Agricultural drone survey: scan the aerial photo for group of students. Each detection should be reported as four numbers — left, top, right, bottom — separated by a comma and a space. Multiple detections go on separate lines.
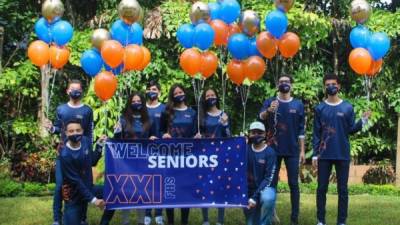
45, 73, 370, 225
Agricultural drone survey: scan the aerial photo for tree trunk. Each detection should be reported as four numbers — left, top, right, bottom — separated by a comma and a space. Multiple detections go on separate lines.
38, 66, 51, 137
0, 26, 4, 73
396, 115, 400, 187
332, 19, 339, 76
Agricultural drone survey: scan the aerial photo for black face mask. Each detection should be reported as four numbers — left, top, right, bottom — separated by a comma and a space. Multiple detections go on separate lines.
68, 134, 83, 143
146, 91, 158, 101
206, 97, 218, 108
173, 94, 186, 103
69, 90, 82, 100
131, 103, 142, 111
278, 83, 291, 93
249, 135, 265, 145
326, 85, 339, 96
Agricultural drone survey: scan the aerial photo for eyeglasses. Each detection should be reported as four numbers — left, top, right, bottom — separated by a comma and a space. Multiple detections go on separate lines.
278, 80, 291, 84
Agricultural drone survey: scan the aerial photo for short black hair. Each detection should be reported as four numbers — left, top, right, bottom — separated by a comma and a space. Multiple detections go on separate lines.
278, 74, 294, 83
146, 80, 161, 91
68, 79, 83, 89
64, 119, 83, 130
323, 73, 340, 85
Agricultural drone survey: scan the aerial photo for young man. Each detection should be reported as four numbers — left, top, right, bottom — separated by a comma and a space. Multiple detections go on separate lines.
45, 80, 93, 225
312, 74, 371, 225
145, 80, 165, 225
245, 121, 277, 225
259, 74, 305, 225
59, 119, 104, 225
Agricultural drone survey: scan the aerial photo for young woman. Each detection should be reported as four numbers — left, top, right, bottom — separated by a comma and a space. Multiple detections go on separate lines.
200, 88, 230, 225
161, 84, 200, 225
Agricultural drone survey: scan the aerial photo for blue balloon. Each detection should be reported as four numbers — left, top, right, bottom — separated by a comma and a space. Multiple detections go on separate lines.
194, 23, 215, 51
111, 20, 130, 45
220, 0, 241, 24
208, 2, 221, 20
128, 23, 143, 45
34, 17, 52, 43
367, 32, 390, 60
177, 23, 195, 48
265, 10, 288, 39
228, 33, 250, 60
350, 25, 371, 48
51, 20, 74, 46
248, 37, 262, 57
104, 63, 124, 75
80, 49, 103, 77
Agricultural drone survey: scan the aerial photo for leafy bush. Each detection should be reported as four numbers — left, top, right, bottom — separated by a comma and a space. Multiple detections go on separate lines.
362, 163, 395, 185
22, 182, 46, 196
0, 178, 23, 197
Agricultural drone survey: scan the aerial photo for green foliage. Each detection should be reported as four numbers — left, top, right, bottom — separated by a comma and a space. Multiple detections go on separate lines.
0, 178, 23, 197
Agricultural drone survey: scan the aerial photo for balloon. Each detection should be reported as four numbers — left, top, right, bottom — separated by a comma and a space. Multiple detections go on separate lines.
227, 60, 245, 85
350, 25, 370, 49
274, 0, 295, 12
278, 32, 300, 58
193, 23, 215, 51
51, 20, 73, 46
180, 48, 202, 77
219, 0, 241, 24
366, 59, 383, 77
34, 18, 52, 43
94, 71, 118, 101
208, 2, 221, 20
136, 46, 151, 71
350, 0, 371, 24
190, 2, 210, 25
80, 49, 103, 77
28, 40, 49, 67
256, 32, 278, 59
91, 29, 111, 50
105, 63, 124, 75
128, 23, 143, 45
177, 24, 195, 48
101, 40, 124, 68
367, 32, 390, 60
248, 37, 262, 57
118, 0, 142, 25
200, 51, 218, 78
244, 56, 266, 81
210, 20, 229, 46
42, 0, 64, 23
227, 23, 241, 40
239, 10, 260, 37
228, 33, 250, 60
124, 44, 144, 71
49, 45, 70, 69
348, 48, 372, 75
111, 20, 143, 46
265, 10, 288, 39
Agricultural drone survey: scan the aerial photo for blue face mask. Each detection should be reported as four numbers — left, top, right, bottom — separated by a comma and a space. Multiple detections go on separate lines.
146, 91, 158, 101
173, 94, 186, 103
249, 135, 265, 145
206, 97, 218, 107
326, 85, 339, 96
68, 134, 82, 143
278, 83, 291, 93
69, 90, 82, 100
131, 103, 142, 111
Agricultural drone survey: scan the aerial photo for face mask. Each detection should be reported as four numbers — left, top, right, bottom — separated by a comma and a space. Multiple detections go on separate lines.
278, 83, 291, 93
173, 94, 186, 103
131, 103, 142, 111
250, 135, 265, 145
146, 91, 158, 101
69, 90, 82, 100
206, 97, 217, 107
68, 134, 82, 143
326, 85, 339, 96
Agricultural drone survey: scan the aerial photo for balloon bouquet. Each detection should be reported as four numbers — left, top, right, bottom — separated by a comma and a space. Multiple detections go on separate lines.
28, 0, 74, 115
348, 0, 390, 104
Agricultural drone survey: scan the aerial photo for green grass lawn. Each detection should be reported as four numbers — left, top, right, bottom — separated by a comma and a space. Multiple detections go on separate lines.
0, 193, 399, 225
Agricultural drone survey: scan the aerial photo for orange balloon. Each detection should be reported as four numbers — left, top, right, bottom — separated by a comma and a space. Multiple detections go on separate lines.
226, 23, 241, 45
49, 45, 70, 69
101, 40, 124, 68
210, 19, 229, 46
349, 48, 372, 75
279, 32, 301, 58
256, 32, 278, 59
27, 40, 49, 67
200, 51, 218, 79
366, 59, 383, 77
124, 44, 144, 71
244, 56, 266, 81
136, 46, 151, 71
180, 48, 202, 77
94, 71, 118, 101
227, 60, 245, 85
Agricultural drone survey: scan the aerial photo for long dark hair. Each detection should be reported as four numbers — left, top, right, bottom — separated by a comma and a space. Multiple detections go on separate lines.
121, 91, 150, 138
165, 84, 187, 129
200, 88, 220, 127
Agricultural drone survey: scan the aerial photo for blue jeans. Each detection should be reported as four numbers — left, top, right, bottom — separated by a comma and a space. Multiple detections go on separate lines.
146, 208, 163, 217
272, 156, 300, 222
243, 187, 276, 225
53, 158, 63, 222
202, 208, 224, 224
317, 160, 350, 224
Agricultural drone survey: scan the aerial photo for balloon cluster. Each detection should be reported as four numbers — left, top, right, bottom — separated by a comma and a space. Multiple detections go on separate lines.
80, 0, 151, 101
28, 0, 73, 69
348, 0, 390, 77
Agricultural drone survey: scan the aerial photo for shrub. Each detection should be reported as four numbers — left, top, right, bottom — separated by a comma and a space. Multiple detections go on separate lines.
362, 161, 395, 185
0, 178, 23, 197
22, 182, 46, 196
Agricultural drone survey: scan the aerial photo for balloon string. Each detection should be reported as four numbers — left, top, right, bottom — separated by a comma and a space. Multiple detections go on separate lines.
239, 85, 251, 134
219, 46, 228, 112
192, 77, 205, 135
364, 75, 371, 107
102, 101, 108, 135
47, 69, 57, 117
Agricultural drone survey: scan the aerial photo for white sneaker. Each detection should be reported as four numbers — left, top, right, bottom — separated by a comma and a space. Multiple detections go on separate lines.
144, 216, 152, 225
155, 216, 164, 225
202, 222, 210, 225
317, 222, 326, 225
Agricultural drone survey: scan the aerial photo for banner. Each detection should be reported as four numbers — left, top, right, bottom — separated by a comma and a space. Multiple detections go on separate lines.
104, 137, 248, 210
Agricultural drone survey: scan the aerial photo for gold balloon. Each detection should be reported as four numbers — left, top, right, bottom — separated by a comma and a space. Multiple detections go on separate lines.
350, 0, 372, 24
274, 0, 295, 12
91, 29, 111, 50
118, 0, 142, 25
42, 0, 65, 23
190, 2, 210, 25
239, 10, 260, 37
